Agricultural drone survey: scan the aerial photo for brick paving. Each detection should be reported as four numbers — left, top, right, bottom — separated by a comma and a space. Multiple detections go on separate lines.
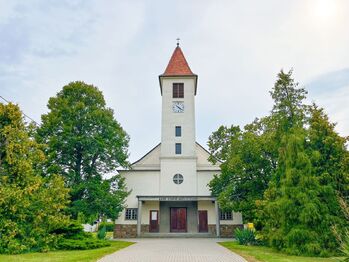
98, 238, 246, 262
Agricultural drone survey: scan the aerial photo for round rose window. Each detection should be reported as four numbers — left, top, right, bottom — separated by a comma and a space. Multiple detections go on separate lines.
173, 174, 184, 184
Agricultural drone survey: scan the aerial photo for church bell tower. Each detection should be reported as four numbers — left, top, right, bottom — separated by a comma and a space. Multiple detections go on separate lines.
158, 43, 198, 195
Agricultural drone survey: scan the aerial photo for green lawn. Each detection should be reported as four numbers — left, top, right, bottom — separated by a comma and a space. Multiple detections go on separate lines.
0, 241, 133, 262
220, 241, 343, 262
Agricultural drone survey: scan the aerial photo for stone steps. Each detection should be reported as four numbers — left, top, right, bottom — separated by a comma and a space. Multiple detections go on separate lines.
141, 232, 215, 238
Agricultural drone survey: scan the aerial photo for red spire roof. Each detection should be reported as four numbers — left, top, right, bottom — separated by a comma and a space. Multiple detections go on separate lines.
162, 46, 196, 76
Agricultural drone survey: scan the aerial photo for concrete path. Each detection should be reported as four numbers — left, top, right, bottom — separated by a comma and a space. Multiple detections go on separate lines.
98, 238, 246, 262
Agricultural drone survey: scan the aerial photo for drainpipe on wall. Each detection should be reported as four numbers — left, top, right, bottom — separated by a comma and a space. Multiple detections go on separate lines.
215, 200, 220, 237
137, 199, 142, 237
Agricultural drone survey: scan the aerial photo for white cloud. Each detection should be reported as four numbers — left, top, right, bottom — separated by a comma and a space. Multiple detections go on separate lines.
0, 0, 17, 24
311, 86, 349, 136
1, 0, 349, 161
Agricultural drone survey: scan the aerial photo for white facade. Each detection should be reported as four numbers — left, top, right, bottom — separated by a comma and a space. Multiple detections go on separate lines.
160, 77, 196, 157
115, 46, 243, 237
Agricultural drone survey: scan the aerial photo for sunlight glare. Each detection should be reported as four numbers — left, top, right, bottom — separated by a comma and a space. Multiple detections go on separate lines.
310, 0, 338, 21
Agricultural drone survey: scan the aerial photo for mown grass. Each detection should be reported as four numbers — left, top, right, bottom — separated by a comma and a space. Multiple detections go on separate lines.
0, 241, 134, 262
220, 241, 343, 262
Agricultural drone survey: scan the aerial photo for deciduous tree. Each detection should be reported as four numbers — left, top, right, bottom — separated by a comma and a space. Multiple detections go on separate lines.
0, 103, 69, 254
208, 118, 277, 222
37, 81, 130, 220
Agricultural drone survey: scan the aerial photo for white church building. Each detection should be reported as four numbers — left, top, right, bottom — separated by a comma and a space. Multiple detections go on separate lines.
114, 44, 243, 238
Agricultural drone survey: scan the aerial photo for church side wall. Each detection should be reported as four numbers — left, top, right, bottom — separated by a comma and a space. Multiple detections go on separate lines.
197, 170, 218, 195
141, 201, 159, 224
115, 171, 160, 225
221, 212, 243, 225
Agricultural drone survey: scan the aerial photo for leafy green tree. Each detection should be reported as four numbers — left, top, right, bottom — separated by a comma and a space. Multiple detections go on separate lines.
37, 81, 130, 220
71, 176, 128, 220
207, 125, 241, 163
0, 103, 69, 254
208, 119, 276, 222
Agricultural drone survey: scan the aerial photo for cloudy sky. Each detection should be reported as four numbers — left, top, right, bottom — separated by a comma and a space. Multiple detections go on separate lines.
1, 0, 349, 162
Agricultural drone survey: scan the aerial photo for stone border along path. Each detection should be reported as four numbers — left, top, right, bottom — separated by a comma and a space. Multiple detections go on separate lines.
98, 238, 246, 262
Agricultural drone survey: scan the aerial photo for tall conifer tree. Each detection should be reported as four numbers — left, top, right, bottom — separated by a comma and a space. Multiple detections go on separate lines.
261, 70, 339, 256
308, 104, 349, 197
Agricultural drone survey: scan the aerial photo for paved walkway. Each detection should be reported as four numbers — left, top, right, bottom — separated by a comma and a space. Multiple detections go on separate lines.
98, 238, 246, 262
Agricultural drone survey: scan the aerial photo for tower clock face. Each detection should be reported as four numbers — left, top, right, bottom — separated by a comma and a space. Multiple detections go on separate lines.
172, 102, 184, 113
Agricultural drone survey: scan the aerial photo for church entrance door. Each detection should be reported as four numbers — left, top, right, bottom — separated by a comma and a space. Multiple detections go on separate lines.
198, 210, 208, 232
170, 207, 187, 232
149, 210, 159, 232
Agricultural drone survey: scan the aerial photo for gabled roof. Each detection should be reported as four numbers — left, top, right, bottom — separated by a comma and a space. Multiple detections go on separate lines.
159, 45, 198, 95
118, 142, 220, 173
131, 143, 161, 167
161, 46, 196, 76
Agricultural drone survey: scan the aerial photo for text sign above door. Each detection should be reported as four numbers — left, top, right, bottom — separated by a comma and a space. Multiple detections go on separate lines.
159, 196, 198, 201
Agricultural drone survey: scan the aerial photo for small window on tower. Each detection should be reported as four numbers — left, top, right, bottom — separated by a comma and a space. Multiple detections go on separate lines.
175, 126, 182, 137
175, 143, 182, 154
173, 83, 184, 98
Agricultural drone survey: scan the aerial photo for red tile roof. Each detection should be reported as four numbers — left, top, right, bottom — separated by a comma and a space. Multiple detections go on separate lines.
162, 46, 196, 76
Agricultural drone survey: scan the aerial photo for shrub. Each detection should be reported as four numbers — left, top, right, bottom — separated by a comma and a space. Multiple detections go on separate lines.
57, 239, 110, 250
340, 232, 349, 262
97, 226, 107, 240
99, 222, 115, 232
51, 221, 92, 240
53, 221, 111, 250
234, 228, 256, 245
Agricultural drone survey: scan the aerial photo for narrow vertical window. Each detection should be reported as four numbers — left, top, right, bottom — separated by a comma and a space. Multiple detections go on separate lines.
175, 126, 182, 137
175, 143, 182, 154
173, 83, 184, 98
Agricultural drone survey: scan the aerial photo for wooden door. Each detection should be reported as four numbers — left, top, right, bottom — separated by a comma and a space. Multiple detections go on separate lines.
198, 210, 208, 232
170, 208, 187, 232
149, 210, 159, 232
